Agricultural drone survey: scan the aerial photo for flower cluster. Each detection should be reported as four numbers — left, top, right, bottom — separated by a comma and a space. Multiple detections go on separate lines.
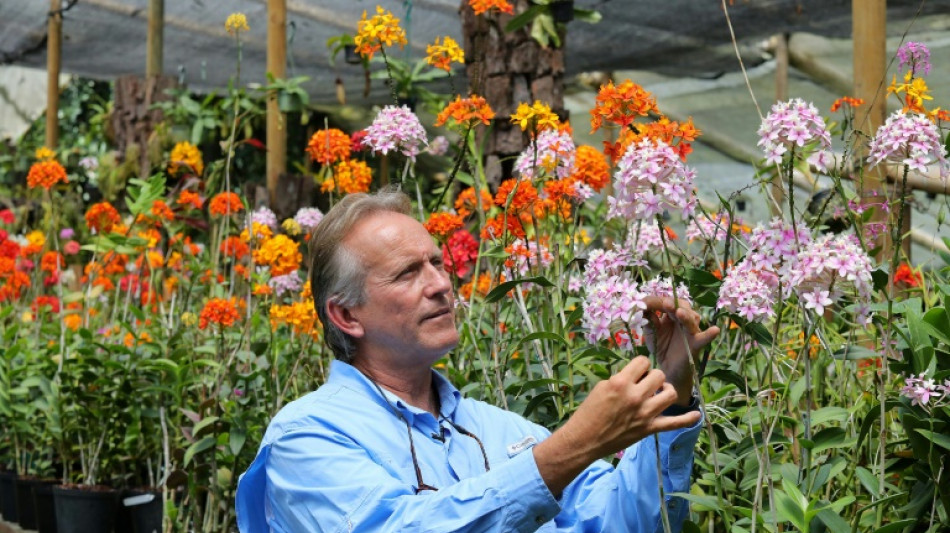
293, 207, 324, 232
435, 95, 495, 129
198, 298, 241, 330
894, 263, 922, 287
225, 13, 250, 35
757, 98, 833, 171
168, 141, 204, 176
583, 248, 631, 287
468, 0, 514, 16
607, 138, 697, 221
270, 299, 321, 339
455, 187, 493, 218
510, 101, 560, 133
866, 110, 949, 176
717, 261, 781, 321
209, 192, 244, 217
504, 239, 553, 278
888, 71, 933, 115
26, 160, 68, 190
443, 229, 479, 277
354, 6, 407, 60
251, 206, 278, 229
830, 96, 864, 113
85, 202, 121, 233
583, 275, 648, 348
787, 233, 874, 322
363, 105, 428, 161
425, 36, 464, 72
901, 374, 950, 408
570, 145, 610, 192
306, 128, 351, 166
897, 41, 931, 76
325, 159, 373, 195
686, 212, 748, 243
268, 272, 304, 297
640, 276, 692, 305
428, 136, 449, 156
515, 128, 576, 181
590, 80, 657, 133
424, 212, 464, 238
253, 234, 301, 276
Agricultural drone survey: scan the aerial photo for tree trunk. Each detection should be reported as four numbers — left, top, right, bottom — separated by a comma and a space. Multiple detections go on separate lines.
111, 75, 177, 178
460, 0, 567, 186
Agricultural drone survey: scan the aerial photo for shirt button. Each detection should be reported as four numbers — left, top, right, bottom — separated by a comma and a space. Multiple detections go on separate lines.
535, 516, 545, 524
671, 444, 680, 452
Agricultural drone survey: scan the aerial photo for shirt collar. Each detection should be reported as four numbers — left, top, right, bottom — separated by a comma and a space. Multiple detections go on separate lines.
328, 359, 462, 420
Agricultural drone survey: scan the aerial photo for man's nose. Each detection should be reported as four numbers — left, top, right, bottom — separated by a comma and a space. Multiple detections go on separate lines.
424, 262, 452, 296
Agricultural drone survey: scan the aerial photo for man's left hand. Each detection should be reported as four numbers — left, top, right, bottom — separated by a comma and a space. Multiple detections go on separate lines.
644, 296, 720, 406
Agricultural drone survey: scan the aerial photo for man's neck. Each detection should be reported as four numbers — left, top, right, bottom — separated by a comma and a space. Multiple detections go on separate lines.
352, 358, 439, 417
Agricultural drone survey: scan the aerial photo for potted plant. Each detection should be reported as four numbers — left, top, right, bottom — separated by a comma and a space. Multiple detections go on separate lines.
262, 74, 312, 114
505, 0, 601, 48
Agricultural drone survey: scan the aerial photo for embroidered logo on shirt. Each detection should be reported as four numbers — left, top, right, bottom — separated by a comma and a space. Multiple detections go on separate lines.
506, 435, 537, 457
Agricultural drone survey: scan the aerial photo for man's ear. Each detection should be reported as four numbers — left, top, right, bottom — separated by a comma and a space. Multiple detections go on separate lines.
326, 298, 365, 339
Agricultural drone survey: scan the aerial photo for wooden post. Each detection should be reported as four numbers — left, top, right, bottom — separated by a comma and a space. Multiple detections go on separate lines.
46, 0, 62, 149
146, 0, 164, 77
852, 0, 891, 257
266, 0, 288, 205
772, 33, 789, 216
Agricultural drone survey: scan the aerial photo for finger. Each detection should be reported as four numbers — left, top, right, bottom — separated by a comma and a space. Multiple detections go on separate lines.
675, 307, 702, 334
636, 368, 667, 397
651, 410, 702, 433
690, 325, 721, 351
618, 355, 651, 383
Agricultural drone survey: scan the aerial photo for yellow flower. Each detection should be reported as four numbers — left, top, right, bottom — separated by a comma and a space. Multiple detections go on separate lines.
510, 101, 560, 132
21, 311, 34, 323
425, 36, 464, 72
26, 230, 46, 248
354, 6, 407, 60
35, 147, 56, 161
181, 311, 198, 327
282, 218, 302, 236
168, 141, 204, 177
888, 71, 933, 114
225, 13, 250, 35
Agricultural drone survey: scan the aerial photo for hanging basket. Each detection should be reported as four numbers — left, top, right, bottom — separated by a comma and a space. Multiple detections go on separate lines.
550, 0, 574, 23
344, 44, 362, 65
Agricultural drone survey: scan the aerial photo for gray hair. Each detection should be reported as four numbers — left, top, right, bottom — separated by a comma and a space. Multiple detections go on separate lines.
308, 187, 413, 363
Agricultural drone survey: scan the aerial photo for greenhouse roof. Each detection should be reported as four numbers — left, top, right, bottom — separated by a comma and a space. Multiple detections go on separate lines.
2, 0, 948, 101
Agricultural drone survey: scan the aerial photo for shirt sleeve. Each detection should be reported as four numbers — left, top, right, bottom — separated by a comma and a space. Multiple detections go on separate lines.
552, 410, 703, 532
248, 426, 561, 533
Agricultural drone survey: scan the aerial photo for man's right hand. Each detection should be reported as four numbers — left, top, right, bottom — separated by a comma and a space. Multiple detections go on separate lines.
532, 356, 701, 496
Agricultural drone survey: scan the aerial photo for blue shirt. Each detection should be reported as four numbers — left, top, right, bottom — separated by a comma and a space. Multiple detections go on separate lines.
236, 360, 702, 532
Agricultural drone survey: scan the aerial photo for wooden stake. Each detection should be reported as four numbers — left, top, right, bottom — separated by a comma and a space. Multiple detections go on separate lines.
146, 0, 164, 77
267, 0, 288, 205
46, 0, 62, 149
852, 0, 891, 257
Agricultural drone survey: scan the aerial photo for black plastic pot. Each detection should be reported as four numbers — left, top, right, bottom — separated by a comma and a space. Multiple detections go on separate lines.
15, 477, 56, 530
550, 0, 574, 22
0, 471, 17, 523
53, 485, 119, 533
33, 483, 58, 533
344, 44, 361, 65
123, 490, 163, 533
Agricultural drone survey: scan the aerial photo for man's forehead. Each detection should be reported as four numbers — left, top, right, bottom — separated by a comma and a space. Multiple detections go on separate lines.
344, 211, 438, 259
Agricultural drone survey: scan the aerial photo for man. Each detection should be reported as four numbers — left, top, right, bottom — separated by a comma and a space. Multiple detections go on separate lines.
236, 189, 720, 532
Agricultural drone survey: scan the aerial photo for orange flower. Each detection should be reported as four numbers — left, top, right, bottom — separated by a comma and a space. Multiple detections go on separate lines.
606, 116, 699, 163
459, 272, 505, 300
323, 159, 373, 195
40, 251, 64, 273
26, 160, 68, 190
269, 300, 322, 339
830, 96, 865, 113
253, 283, 273, 296
253, 234, 302, 276
425, 36, 464, 72
150, 200, 175, 222
177, 190, 203, 210
480, 213, 526, 240
306, 128, 351, 166
63, 313, 82, 331
198, 297, 241, 330
455, 187, 493, 218
590, 79, 657, 133
423, 212, 464, 238
494, 179, 538, 213
220, 236, 250, 260
933, 109, 950, 122
85, 202, 121, 233
538, 179, 577, 219
354, 6, 408, 60
468, 0, 514, 16
570, 145, 610, 191
168, 141, 204, 177
435, 95, 495, 128
894, 262, 922, 287
208, 192, 244, 217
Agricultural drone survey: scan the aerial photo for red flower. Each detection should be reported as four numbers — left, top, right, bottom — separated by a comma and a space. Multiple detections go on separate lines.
442, 229, 479, 277
0, 209, 14, 225
32, 295, 60, 314
894, 262, 922, 287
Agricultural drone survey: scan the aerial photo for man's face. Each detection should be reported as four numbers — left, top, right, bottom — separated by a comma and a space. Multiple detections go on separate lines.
344, 211, 459, 367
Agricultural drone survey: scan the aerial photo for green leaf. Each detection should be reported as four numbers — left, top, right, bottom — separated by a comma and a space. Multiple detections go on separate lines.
573, 8, 602, 23
774, 487, 808, 532
485, 276, 555, 303
914, 428, 950, 452
809, 427, 855, 452
814, 507, 850, 533
668, 492, 723, 512
808, 407, 849, 426
505, 5, 545, 32
831, 345, 881, 360
683, 268, 722, 287
193, 416, 220, 438
229, 426, 247, 457
522, 390, 559, 418
855, 466, 879, 498
183, 435, 216, 466
871, 519, 917, 533
922, 307, 950, 345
